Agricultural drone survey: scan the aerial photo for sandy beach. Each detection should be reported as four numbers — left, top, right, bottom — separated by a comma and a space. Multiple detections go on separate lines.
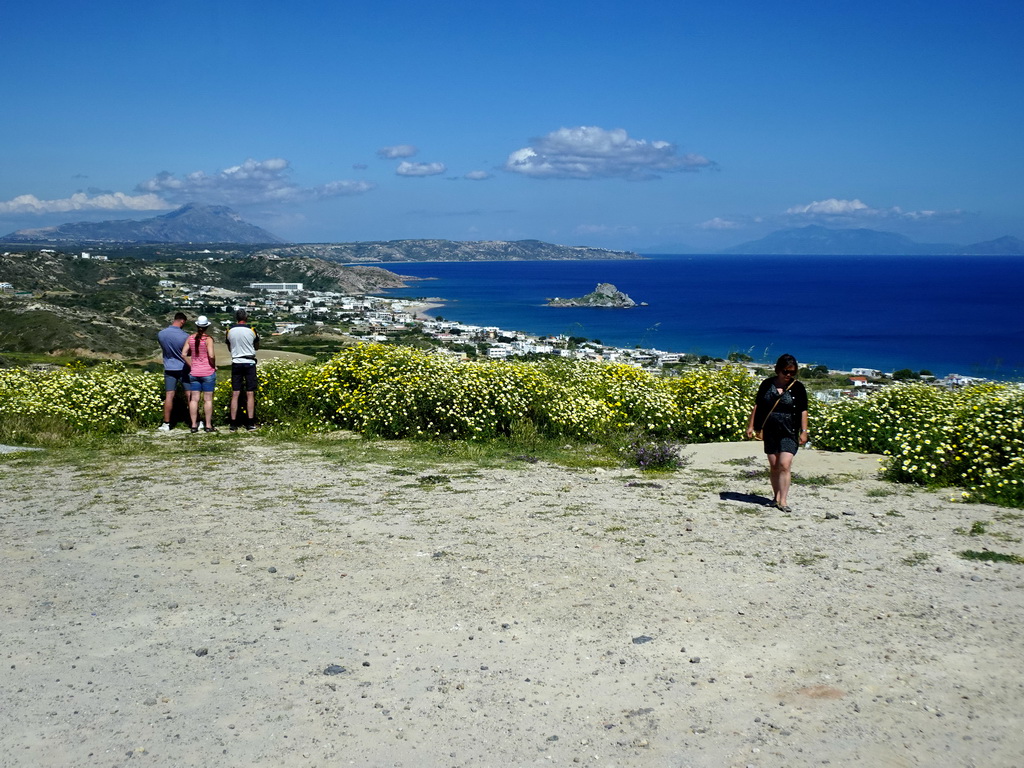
1, 436, 1021, 767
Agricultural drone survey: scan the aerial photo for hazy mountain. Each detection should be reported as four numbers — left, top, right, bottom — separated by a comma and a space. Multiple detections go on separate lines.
720, 225, 958, 255
3, 203, 286, 245
954, 236, 1024, 255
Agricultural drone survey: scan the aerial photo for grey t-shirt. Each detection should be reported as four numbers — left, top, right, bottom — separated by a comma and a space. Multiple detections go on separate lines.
158, 325, 190, 371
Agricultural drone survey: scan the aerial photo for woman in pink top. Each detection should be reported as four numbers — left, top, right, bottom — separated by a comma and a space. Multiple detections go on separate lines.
181, 316, 218, 433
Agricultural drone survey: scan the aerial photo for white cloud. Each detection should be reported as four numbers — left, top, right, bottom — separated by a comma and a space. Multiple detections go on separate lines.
464, 170, 492, 181
377, 144, 418, 159
396, 161, 447, 177
786, 198, 871, 215
0, 191, 171, 215
504, 126, 715, 180
698, 216, 744, 230
136, 158, 375, 205
785, 197, 960, 221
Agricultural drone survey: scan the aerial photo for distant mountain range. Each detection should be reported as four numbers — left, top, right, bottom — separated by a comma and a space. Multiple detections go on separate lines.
720, 225, 1024, 256
2, 203, 286, 245
4, 205, 1021, 257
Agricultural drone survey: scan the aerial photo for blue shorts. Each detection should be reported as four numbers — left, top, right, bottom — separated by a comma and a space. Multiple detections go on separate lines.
164, 369, 191, 391
188, 373, 216, 393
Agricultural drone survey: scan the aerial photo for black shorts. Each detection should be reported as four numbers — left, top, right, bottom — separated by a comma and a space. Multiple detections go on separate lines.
231, 363, 258, 392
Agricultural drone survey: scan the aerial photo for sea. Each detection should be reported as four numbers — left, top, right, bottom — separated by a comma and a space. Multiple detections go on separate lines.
375, 254, 1024, 380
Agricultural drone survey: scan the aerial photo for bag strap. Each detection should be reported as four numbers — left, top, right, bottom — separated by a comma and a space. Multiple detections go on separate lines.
761, 379, 795, 423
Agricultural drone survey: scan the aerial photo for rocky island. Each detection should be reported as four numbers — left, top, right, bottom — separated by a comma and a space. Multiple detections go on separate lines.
546, 282, 643, 308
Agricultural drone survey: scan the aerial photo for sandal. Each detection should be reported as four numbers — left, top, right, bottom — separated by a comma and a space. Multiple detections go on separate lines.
779, 505, 792, 513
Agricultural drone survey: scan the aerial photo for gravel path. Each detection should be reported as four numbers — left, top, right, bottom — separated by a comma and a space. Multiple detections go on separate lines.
1, 438, 1021, 767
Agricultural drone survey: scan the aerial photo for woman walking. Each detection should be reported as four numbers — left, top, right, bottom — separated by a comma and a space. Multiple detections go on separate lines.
181, 315, 218, 433
746, 354, 809, 512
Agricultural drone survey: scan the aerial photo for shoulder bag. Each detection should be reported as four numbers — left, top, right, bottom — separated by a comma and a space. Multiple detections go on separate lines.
753, 380, 794, 440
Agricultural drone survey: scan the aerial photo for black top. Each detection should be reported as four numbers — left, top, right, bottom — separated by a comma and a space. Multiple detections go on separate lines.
753, 378, 808, 434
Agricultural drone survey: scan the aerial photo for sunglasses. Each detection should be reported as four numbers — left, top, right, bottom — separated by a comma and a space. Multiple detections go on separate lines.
781, 369, 797, 376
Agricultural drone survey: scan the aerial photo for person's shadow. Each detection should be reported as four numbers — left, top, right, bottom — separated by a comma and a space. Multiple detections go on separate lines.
719, 491, 775, 507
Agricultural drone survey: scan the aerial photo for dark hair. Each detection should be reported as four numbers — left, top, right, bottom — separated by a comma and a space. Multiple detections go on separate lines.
235, 308, 248, 322
193, 326, 208, 357
173, 312, 187, 322
775, 353, 798, 373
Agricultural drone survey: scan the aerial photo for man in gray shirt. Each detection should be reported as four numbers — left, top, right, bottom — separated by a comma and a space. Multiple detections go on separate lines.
225, 308, 260, 431
157, 312, 190, 430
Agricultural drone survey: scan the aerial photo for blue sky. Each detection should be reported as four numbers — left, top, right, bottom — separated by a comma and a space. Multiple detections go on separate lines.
2, 0, 1021, 251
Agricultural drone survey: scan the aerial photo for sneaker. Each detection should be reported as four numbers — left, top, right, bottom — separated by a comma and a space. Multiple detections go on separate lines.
204, 426, 219, 433
229, 424, 239, 433
157, 423, 171, 432
245, 424, 257, 431
190, 425, 199, 433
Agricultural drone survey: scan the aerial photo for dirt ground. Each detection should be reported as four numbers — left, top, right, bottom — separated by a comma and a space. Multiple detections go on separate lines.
1, 437, 1021, 767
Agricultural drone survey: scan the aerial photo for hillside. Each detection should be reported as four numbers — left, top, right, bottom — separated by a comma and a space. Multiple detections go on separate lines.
255, 239, 640, 263
0, 250, 408, 358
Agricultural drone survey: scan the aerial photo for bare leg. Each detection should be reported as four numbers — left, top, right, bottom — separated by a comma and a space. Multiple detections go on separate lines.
230, 391, 241, 425
245, 391, 256, 426
768, 451, 795, 508
163, 390, 175, 423
188, 391, 199, 428
203, 391, 214, 428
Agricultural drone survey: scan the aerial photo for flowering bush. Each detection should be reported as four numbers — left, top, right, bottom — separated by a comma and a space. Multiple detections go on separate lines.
664, 365, 757, 442
814, 382, 1024, 507
1, 347, 1019, 508
624, 434, 688, 470
0, 362, 162, 438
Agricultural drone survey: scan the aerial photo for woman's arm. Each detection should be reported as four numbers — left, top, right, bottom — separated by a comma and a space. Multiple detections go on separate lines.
205, 335, 216, 367
181, 337, 191, 359
746, 405, 757, 438
797, 382, 809, 444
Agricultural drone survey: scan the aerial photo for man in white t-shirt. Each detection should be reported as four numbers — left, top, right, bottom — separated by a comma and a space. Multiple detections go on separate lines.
225, 308, 260, 431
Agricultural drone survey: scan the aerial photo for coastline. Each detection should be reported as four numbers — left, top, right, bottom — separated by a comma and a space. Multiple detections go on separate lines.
373, 256, 1024, 380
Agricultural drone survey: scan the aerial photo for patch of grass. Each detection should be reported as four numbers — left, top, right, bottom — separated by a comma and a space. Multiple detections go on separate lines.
954, 520, 989, 536
866, 487, 896, 498
792, 473, 845, 486
901, 552, 931, 566
959, 550, 1024, 565
723, 456, 758, 467
733, 507, 765, 517
990, 531, 1021, 543
792, 552, 827, 566
416, 474, 450, 487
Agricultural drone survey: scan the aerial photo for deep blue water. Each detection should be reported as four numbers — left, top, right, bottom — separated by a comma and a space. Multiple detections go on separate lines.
376, 254, 1024, 379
